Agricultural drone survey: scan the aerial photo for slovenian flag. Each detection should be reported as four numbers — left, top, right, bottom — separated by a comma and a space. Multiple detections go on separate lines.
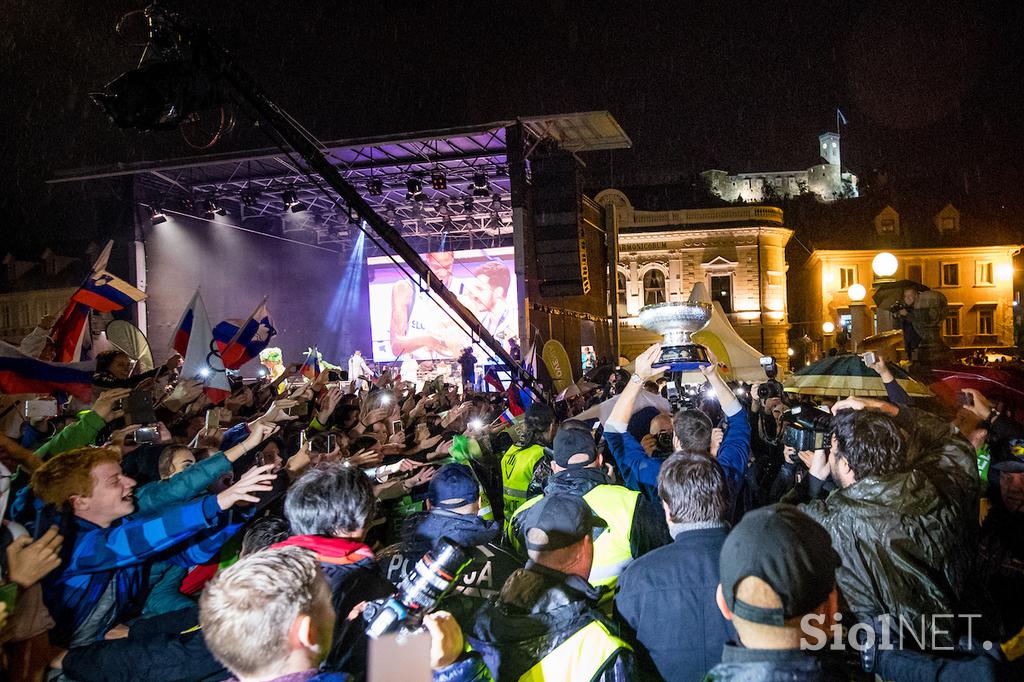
179, 292, 231, 404
837, 108, 848, 126
300, 347, 321, 381
507, 384, 526, 417
172, 292, 198, 357
483, 367, 504, 393
71, 270, 146, 313
50, 302, 92, 363
0, 341, 94, 401
214, 299, 276, 370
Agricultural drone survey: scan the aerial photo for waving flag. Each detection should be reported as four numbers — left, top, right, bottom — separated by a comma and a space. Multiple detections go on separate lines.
300, 347, 321, 381
836, 107, 848, 126
50, 302, 92, 363
506, 384, 525, 417
214, 298, 276, 370
0, 341, 94, 401
483, 366, 504, 393
172, 291, 200, 357
72, 270, 146, 313
180, 292, 231, 404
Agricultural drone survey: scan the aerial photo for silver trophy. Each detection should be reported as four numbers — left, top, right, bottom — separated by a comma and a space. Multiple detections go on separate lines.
638, 301, 713, 367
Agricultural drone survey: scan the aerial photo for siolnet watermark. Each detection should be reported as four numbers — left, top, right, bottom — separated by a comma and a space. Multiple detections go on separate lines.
800, 613, 993, 652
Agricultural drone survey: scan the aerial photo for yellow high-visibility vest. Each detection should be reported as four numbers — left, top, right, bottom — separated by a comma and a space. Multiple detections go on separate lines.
511, 483, 639, 591
517, 620, 631, 682
501, 444, 545, 524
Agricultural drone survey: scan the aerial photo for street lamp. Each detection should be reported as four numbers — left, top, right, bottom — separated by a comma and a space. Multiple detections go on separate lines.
872, 252, 898, 278
822, 321, 836, 334
848, 284, 868, 351
997, 263, 1014, 282
847, 283, 867, 302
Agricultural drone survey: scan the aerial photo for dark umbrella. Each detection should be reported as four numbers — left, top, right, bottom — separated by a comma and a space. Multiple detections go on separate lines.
871, 279, 930, 305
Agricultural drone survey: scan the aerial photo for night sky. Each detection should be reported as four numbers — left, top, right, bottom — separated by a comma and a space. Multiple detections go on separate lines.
3, 1, 1023, 252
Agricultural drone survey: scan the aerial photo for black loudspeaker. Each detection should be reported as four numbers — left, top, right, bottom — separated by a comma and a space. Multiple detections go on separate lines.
532, 147, 589, 298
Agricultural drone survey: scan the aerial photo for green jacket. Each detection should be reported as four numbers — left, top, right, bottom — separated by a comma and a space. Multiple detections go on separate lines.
135, 453, 232, 514
801, 406, 980, 648
35, 410, 107, 461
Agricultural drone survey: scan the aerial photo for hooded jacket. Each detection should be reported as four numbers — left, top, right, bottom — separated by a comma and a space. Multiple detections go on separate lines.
272, 535, 395, 676
800, 406, 980, 649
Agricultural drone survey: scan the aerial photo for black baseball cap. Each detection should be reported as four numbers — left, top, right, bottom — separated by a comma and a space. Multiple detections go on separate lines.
719, 504, 839, 626
520, 494, 607, 551
427, 464, 480, 509
552, 428, 598, 469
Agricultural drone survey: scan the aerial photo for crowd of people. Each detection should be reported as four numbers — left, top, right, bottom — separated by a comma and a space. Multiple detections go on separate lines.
0, 334, 1022, 681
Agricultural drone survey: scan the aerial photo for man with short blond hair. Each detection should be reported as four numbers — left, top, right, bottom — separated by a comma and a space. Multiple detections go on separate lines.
200, 547, 338, 681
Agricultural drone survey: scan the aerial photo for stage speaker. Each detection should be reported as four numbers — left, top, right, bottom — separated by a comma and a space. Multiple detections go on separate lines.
532, 148, 589, 298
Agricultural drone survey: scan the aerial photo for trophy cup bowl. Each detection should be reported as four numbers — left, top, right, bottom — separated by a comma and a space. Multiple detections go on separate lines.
638, 301, 713, 368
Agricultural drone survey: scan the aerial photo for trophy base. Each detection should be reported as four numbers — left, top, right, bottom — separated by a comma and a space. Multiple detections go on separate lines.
653, 344, 710, 371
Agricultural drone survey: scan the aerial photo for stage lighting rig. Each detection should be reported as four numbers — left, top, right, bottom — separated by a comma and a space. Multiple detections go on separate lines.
200, 198, 225, 218
282, 188, 306, 212
406, 177, 427, 202
241, 189, 260, 207
366, 178, 384, 196
462, 196, 474, 212
472, 173, 490, 197
431, 172, 447, 191
149, 206, 167, 224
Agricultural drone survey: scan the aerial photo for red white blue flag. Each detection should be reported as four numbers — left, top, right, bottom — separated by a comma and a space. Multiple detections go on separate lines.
179, 292, 231, 404
214, 299, 276, 370
0, 341, 94, 401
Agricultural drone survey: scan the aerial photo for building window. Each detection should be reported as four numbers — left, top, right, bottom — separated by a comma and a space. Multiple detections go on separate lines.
906, 264, 923, 283
978, 308, 995, 336
941, 263, 959, 287
710, 274, 733, 314
839, 267, 856, 290
643, 269, 666, 306
616, 272, 627, 308
976, 261, 994, 286
944, 310, 961, 337
879, 219, 897, 233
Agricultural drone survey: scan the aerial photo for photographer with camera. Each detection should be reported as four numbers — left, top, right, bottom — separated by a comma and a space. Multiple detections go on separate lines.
892, 287, 923, 361
786, 396, 981, 650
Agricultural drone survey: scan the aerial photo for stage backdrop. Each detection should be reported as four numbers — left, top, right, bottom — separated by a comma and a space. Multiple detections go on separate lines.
367, 246, 518, 363
142, 213, 371, 372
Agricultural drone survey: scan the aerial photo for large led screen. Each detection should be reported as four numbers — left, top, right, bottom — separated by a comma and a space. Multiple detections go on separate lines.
367, 247, 518, 362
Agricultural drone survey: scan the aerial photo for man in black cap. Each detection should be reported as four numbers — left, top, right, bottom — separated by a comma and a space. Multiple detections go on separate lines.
376, 463, 522, 625
706, 503, 848, 680
469, 494, 637, 682
506, 422, 668, 595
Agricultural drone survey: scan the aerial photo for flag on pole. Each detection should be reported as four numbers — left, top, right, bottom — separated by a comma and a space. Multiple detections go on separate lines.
0, 341, 94, 401
50, 303, 92, 363
506, 385, 526, 417
836, 108, 848, 126
71, 270, 146, 313
214, 298, 276, 370
300, 347, 322, 381
172, 291, 200, 357
483, 367, 504, 393
180, 292, 231, 404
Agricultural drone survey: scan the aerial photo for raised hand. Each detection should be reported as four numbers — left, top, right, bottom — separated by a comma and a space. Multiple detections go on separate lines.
7, 526, 63, 588
633, 343, 667, 381
92, 388, 132, 422
215, 464, 277, 510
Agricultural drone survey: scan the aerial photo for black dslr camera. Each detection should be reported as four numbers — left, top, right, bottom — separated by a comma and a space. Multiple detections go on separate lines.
756, 356, 785, 401
781, 405, 833, 453
364, 538, 470, 639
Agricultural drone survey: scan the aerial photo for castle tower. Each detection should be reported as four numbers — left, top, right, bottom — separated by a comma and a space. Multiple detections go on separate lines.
818, 132, 840, 166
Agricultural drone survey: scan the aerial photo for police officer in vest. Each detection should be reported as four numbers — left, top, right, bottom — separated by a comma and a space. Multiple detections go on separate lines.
500, 404, 556, 528
507, 423, 669, 594
469, 494, 637, 681
376, 463, 522, 625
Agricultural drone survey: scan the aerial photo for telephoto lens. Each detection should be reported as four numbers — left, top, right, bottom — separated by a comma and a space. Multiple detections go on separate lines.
364, 538, 471, 639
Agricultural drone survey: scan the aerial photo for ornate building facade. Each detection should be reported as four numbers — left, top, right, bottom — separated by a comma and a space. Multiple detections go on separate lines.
595, 190, 793, 361
701, 132, 858, 203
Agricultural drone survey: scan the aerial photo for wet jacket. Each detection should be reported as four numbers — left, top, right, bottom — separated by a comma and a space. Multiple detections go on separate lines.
800, 406, 980, 649
377, 509, 522, 625
704, 644, 859, 681
469, 562, 636, 682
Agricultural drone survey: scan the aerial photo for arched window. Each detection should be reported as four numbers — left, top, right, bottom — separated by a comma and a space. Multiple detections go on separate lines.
643, 269, 666, 306
616, 272, 628, 308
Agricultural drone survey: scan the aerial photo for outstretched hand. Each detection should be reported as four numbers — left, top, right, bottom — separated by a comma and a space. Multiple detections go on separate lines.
633, 343, 666, 382
216, 464, 277, 510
